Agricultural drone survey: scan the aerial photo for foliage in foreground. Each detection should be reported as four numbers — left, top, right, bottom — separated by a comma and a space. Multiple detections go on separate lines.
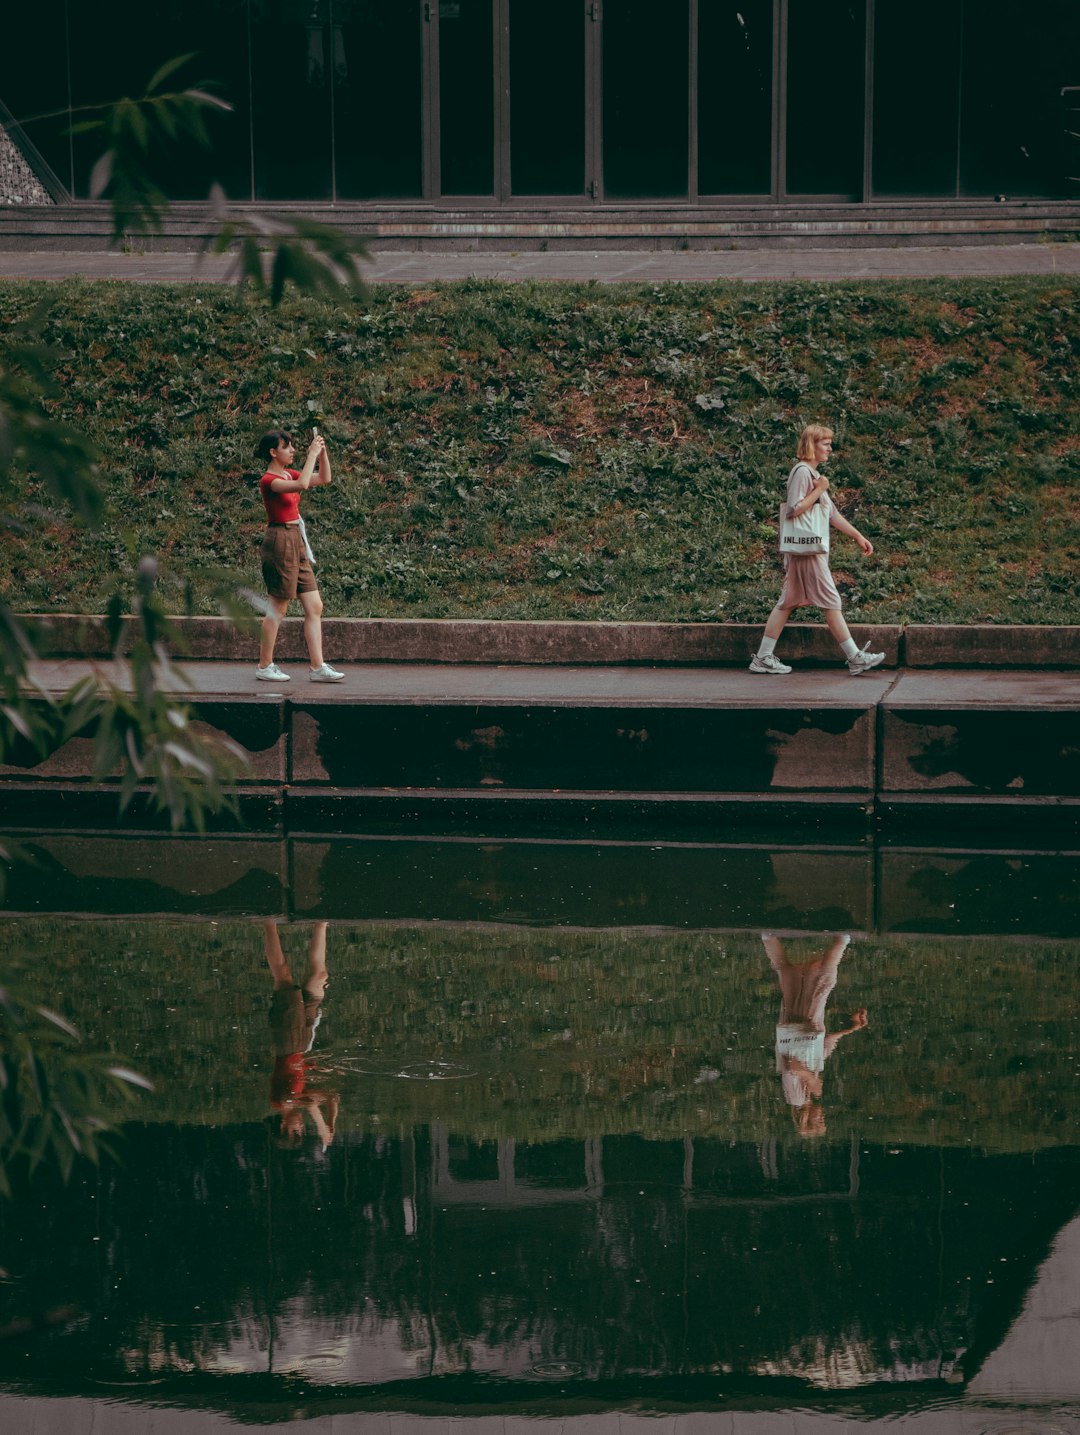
0, 982, 149, 1197
1, 275, 1076, 626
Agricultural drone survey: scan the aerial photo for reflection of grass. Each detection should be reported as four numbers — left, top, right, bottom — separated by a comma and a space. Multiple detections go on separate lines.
0, 919, 1077, 1152
2, 276, 1077, 623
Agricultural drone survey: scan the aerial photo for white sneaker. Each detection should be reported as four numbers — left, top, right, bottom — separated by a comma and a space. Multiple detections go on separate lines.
749, 652, 792, 675
309, 662, 345, 682
847, 643, 886, 675
255, 663, 290, 682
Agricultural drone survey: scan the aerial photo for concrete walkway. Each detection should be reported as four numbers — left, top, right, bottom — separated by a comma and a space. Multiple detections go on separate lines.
22, 657, 1080, 709
1, 243, 1079, 284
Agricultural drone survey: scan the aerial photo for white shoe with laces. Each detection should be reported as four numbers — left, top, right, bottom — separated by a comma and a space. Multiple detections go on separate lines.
309, 662, 345, 682
847, 643, 886, 675
255, 663, 291, 682
749, 652, 792, 675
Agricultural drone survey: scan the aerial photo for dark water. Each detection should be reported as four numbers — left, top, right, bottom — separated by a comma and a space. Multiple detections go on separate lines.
1, 835, 1079, 1431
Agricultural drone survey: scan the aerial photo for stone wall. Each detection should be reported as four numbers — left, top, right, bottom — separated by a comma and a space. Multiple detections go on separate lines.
0, 122, 54, 205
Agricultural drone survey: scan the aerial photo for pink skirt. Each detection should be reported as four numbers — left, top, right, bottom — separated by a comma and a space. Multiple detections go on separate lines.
779, 553, 842, 611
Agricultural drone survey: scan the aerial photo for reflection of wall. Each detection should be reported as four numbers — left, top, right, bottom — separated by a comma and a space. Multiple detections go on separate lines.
2, 1126, 1076, 1398
970, 1212, 1080, 1400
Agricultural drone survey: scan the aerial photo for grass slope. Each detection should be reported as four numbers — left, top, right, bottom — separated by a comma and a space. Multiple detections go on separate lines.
2, 275, 1078, 623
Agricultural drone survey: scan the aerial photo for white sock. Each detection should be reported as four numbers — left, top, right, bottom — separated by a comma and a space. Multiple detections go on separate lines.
840, 638, 859, 660
757, 636, 778, 658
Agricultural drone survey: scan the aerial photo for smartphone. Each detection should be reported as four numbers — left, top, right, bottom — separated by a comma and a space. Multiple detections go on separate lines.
312, 425, 319, 438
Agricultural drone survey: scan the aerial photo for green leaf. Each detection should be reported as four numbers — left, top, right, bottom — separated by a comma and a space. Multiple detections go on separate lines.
145, 53, 198, 95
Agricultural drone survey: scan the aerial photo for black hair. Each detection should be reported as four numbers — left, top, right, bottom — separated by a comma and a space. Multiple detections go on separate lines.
257, 430, 291, 464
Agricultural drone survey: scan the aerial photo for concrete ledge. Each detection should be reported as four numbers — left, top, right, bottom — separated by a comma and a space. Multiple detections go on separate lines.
905, 624, 1080, 668
28, 613, 1080, 668
23, 613, 904, 666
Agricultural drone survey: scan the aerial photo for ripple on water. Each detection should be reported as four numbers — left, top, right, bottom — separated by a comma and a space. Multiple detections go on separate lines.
394, 1060, 477, 1081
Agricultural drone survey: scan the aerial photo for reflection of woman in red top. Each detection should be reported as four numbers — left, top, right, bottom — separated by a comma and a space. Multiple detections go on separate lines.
255, 429, 344, 683
265, 918, 340, 1151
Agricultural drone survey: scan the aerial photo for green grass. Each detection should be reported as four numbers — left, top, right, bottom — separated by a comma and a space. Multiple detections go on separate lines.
2, 275, 1078, 623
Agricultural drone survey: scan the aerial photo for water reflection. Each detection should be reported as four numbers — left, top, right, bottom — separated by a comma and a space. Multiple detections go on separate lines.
0, 909, 1077, 1422
265, 919, 339, 1151
764, 932, 867, 1138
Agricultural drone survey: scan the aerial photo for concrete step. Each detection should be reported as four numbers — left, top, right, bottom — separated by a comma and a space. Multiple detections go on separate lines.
1, 200, 1079, 251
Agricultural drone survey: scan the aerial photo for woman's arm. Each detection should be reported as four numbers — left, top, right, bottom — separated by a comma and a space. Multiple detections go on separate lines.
824, 1008, 868, 1057
828, 508, 874, 555
789, 466, 831, 519
313, 443, 332, 487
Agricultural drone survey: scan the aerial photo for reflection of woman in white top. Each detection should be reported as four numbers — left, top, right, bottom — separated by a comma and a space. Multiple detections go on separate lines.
763, 933, 867, 1138
750, 423, 885, 676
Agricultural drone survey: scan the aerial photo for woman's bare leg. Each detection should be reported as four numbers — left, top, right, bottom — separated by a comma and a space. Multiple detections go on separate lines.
824, 609, 854, 649
303, 920, 329, 1002
761, 934, 787, 969
259, 598, 290, 668
763, 604, 794, 642
299, 589, 325, 670
264, 919, 293, 988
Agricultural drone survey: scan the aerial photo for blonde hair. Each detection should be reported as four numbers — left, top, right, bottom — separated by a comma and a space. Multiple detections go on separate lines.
796, 424, 833, 463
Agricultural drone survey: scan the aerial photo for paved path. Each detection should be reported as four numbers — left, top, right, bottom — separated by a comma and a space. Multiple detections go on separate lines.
1, 244, 1078, 284
25, 659, 1080, 710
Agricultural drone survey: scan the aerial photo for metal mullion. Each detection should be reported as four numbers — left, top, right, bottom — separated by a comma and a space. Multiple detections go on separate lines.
688, 0, 699, 203
329, 0, 338, 203
773, 0, 785, 201
423, 0, 439, 200
862, 0, 874, 202
496, 0, 510, 201
245, 0, 255, 200
954, 0, 965, 199
586, 0, 602, 201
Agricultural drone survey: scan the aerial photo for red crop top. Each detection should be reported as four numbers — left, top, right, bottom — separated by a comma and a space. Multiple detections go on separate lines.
260, 469, 302, 524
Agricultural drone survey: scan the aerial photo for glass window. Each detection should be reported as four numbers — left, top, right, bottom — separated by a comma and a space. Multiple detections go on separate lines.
785, 0, 865, 197
698, 0, 774, 195
509, 0, 585, 196
872, 0, 961, 198
2, 0, 72, 195
334, 0, 424, 199
251, 0, 333, 202
959, 0, 1080, 198
68, 0, 251, 201
603, 0, 689, 199
439, 0, 495, 196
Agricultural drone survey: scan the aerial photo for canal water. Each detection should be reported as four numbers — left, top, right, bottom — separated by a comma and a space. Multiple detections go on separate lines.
0, 834, 1078, 1433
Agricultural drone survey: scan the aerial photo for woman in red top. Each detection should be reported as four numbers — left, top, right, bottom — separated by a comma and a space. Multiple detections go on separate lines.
255, 429, 344, 682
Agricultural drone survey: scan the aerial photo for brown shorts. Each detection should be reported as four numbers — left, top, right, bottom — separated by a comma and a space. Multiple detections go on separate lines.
261, 524, 318, 602
269, 985, 323, 1055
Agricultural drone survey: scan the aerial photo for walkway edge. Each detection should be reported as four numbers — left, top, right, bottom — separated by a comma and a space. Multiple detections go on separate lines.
22, 615, 1080, 668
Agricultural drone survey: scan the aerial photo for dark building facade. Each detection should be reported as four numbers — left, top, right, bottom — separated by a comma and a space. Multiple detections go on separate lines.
7, 0, 1079, 208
